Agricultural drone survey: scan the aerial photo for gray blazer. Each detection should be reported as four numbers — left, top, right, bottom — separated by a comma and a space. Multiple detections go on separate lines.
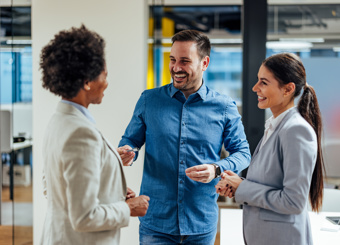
40, 102, 130, 245
235, 108, 317, 245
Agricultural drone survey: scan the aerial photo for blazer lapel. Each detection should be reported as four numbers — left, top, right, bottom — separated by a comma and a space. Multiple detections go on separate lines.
57, 102, 127, 193
274, 107, 297, 133
98, 132, 127, 192
249, 108, 298, 163
100, 133, 123, 166
246, 136, 264, 168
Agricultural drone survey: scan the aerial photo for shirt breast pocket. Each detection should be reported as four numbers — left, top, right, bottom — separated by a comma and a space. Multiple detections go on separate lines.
259, 208, 295, 224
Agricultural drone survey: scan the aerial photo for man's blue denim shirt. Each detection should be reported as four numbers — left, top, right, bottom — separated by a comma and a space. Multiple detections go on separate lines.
119, 82, 251, 235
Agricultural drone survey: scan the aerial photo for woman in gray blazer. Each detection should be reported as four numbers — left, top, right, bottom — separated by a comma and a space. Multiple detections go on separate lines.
216, 53, 324, 245
39, 25, 149, 245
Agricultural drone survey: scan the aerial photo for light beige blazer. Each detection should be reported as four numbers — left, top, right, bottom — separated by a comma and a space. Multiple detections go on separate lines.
40, 102, 130, 245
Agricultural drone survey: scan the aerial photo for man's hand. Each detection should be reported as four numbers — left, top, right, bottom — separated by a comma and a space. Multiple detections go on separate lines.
117, 145, 135, 166
185, 164, 215, 183
126, 195, 150, 217
126, 187, 136, 200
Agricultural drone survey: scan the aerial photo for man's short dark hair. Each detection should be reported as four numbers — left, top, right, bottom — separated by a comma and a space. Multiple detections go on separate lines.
171, 30, 211, 59
40, 24, 105, 99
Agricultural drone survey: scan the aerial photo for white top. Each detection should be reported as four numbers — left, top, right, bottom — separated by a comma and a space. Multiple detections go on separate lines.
259, 106, 296, 150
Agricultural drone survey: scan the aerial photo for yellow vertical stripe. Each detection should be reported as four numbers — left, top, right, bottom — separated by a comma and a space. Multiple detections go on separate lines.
161, 17, 174, 86
149, 17, 154, 37
147, 17, 154, 89
147, 44, 154, 89
162, 50, 171, 86
162, 17, 174, 38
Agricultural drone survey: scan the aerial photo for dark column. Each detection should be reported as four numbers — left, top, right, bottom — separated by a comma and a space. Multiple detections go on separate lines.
242, 0, 267, 157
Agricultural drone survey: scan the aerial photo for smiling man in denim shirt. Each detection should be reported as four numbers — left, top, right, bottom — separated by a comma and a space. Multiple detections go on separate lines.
118, 30, 250, 245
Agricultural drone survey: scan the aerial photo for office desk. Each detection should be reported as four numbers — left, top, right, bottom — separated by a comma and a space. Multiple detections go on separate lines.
12, 140, 32, 151
220, 209, 340, 245
2, 140, 33, 187
2, 140, 33, 166
309, 211, 340, 244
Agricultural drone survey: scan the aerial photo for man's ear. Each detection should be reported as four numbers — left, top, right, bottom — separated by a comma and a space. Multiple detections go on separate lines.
202, 56, 210, 71
284, 82, 295, 97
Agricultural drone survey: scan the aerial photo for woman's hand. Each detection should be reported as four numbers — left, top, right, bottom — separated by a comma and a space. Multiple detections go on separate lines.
215, 170, 243, 198
215, 176, 234, 198
126, 195, 150, 217
126, 187, 136, 200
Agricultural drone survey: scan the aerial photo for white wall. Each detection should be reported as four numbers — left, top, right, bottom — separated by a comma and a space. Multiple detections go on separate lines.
32, 1, 148, 244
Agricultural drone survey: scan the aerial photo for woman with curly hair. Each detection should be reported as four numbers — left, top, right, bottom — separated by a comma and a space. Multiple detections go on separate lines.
39, 25, 149, 245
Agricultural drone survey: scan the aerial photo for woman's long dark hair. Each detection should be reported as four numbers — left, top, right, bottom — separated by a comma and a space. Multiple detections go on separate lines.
263, 53, 325, 212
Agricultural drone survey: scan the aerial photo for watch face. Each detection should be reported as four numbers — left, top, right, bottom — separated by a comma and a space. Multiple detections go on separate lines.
216, 166, 221, 176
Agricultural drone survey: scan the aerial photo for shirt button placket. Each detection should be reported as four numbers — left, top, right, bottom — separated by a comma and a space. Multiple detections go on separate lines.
178, 103, 188, 233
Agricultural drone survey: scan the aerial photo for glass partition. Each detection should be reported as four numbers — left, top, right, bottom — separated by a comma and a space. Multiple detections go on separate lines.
265, 4, 340, 184
0, 3, 32, 245
148, 5, 243, 104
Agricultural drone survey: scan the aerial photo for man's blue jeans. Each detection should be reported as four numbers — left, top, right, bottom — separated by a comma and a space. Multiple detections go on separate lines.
139, 224, 217, 245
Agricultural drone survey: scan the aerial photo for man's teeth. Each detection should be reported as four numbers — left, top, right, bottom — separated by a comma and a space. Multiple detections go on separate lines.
258, 96, 265, 99
175, 74, 186, 78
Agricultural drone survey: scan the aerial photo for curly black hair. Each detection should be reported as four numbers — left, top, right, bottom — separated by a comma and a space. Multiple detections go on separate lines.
40, 25, 105, 99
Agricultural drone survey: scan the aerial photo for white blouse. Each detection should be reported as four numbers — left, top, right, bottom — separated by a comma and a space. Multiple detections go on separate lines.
259, 106, 296, 150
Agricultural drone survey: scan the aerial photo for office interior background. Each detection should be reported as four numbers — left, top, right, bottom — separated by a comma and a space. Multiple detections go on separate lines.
0, 0, 339, 244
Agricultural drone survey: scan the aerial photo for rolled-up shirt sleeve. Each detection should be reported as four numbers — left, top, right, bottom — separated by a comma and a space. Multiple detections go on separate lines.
215, 100, 251, 174
119, 92, 146, 160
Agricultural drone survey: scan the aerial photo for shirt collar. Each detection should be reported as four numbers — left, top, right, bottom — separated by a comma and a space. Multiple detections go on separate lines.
264, 116, 274, 131
265, 106, 296, 131
61, 100, 96, 124
169, 83, 180, 98
169, 80, 207, 101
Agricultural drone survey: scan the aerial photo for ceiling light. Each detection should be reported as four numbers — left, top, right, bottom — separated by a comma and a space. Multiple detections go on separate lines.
147, 38, 172, 44
6, 39, 32, 45
266, 41, 312, 50
279, 38, 324, 43
213, 47, 242, 52
210, 38, 243, 44
147, 38, 243, 45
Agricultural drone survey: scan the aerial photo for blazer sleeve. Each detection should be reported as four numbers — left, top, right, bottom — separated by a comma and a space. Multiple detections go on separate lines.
61, 127, 130, 232
235, 123, 317, 215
